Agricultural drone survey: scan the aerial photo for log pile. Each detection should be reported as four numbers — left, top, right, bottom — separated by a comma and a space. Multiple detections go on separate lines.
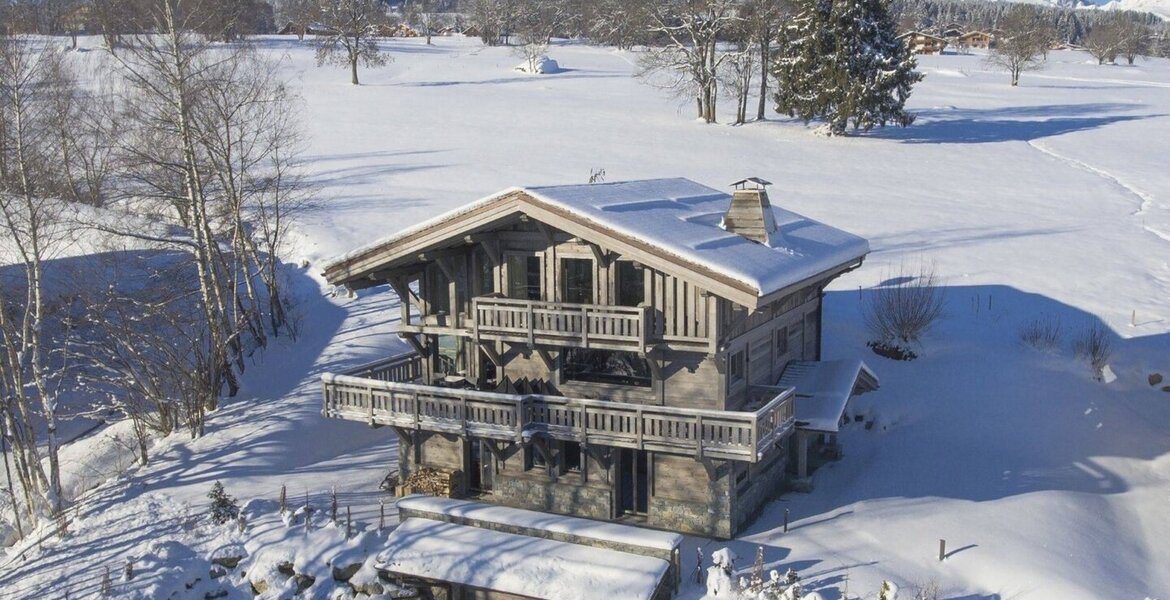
399, 467, 457, 497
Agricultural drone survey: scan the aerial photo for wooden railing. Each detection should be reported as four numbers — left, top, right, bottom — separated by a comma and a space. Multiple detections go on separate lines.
472, 297, 651, 354
344, 352, 424, 383
322, 372, 796, 463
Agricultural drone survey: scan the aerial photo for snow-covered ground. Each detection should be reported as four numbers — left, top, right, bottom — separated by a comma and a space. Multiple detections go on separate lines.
2, 36, 1169, 598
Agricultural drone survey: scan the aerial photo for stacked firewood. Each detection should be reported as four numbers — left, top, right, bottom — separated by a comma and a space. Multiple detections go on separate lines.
402, 467, 456, 497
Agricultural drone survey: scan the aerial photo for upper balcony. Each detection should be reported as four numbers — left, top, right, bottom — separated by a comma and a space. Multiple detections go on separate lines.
399, 296, 712, 355
322, 352, 795, 464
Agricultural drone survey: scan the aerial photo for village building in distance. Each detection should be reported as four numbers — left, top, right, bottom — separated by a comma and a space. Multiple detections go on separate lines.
321, 177, 878, 539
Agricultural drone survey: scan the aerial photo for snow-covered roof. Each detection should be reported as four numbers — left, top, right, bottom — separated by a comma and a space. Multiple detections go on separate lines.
396, 495, 683, 552
779, 360, 880, 433
323, 178, 869, 306
380, 518, 670, 600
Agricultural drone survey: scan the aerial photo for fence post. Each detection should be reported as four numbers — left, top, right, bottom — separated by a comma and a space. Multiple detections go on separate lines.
939, 538, 946, 562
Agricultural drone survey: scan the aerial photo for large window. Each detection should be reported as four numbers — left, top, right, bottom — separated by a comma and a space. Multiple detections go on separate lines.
507, 254, 542, 301
474, 247, 494, 296
563, 348, 651, 387
616, 261, 645, 307
728, 350, 745, 385
561, 258, 593, 304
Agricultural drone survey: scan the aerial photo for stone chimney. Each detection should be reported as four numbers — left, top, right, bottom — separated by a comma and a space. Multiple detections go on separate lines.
723, 177, 777, 244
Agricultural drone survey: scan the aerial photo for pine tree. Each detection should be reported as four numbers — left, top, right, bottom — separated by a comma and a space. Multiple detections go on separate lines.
207, 481, 240, 525
773, 0, 922, 135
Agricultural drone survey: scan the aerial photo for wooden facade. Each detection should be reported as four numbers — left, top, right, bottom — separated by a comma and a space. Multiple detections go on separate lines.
321, 180, 868, 538
899, 31, 949, 55
957, 31, 995, 50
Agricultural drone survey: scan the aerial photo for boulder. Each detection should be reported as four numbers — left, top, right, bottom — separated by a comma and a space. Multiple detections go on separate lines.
333, 562, 363, 582
1149, 373, 1163, 386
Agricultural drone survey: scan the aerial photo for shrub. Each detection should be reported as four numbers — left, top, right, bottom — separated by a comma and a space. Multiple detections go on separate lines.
863, 262, 945, 348
1020, 314, 1062, 351
1072, 324, 1113, 381
208, 481, 240, 525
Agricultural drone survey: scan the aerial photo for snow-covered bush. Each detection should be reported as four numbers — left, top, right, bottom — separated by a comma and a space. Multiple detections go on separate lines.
863, 262, 945, 355
1020, 315, 1062, 351
1073, 324, 1113, 381
207, 481, 240, 525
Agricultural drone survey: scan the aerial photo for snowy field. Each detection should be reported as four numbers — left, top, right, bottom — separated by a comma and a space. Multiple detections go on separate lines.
2, 34, 1170, 598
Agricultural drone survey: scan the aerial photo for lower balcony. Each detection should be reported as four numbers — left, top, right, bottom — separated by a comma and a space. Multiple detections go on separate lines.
322, 353, 795, 464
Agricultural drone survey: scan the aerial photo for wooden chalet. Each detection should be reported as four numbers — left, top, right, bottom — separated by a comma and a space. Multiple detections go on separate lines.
957, 30, 995, 50
898, 31, 949, 55
321, 177, 878, 538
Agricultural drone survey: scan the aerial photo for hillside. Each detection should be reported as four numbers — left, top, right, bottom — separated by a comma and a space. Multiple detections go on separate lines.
1, 37, 1169, 599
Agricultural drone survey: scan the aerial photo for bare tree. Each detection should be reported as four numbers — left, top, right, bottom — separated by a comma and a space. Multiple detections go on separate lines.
315, 0, 390, 85
986, 5, 1054, 86
720, 30, 756, 125
589, 0, 651, 50
640, 0, 740, 124
405, 0, 448, 45
739, 0, 790, 121
1085, 16, 1122, 65
276, 0, 318, 40
0, 34, 78, 522
1116, 15, 1151, 65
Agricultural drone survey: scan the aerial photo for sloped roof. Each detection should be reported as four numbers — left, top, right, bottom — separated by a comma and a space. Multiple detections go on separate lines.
323, 178, 869, 307
779, 359, 880, 433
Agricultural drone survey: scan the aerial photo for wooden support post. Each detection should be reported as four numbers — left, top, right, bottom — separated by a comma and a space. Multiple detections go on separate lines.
797, 430, 809, 479
784, 508, 790, 533
939, 539, 946, 562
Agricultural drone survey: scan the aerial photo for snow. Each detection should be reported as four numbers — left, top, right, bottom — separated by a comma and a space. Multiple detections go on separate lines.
396, 494, 683, 552
779, 360, 879, 433
381, 517, 670, 600
2, 34, 1170, 600
514, 56, 561, 74
1098, 0, 1170, 19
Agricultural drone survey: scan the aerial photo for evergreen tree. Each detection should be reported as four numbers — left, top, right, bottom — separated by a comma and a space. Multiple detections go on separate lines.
207, 481, 240, 525
773, 0, 922, 135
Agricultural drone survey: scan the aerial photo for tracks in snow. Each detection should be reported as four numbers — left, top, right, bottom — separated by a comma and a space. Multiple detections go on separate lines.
1027, 139, 1170, 245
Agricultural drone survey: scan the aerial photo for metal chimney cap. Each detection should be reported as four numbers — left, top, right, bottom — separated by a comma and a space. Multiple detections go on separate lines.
730, 177, 773, 190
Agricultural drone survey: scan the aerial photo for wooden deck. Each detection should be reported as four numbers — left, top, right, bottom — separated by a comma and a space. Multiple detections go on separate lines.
472, 297, 652, 353
399, 296, 713, 354
322, 354, 795, 463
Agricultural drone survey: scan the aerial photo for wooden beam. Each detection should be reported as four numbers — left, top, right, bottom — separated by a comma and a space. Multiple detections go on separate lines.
399, 332, 427, 356
534, 221, 556, 244
536, 348, 556, 371
477, 237, 501, 266
586, 241, 609, 265
433, 255, 458, 282
480, 342, 503, 367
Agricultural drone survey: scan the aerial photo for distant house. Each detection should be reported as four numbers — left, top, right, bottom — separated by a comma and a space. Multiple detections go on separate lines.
957, 30, 995, 50
941, 26, 965, 39
898, 31, 949, 55
321, 177, 878, 539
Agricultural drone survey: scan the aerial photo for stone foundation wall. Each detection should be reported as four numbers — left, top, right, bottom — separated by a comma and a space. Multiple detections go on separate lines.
490, 473, 613, 521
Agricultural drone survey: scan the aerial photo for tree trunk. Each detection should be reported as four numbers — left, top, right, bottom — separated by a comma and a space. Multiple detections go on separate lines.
757, 41, 769, 120
351, 55, 359, 85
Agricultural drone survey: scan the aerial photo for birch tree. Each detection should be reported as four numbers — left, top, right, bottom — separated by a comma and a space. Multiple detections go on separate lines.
0, 34, 76, 523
